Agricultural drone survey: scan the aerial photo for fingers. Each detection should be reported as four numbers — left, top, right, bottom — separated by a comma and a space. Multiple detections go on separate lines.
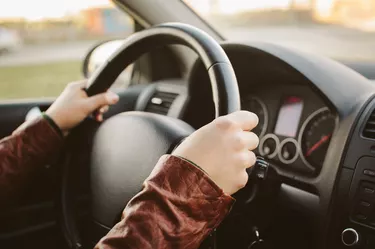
241, 131, 259, 150
96, 114, 104, 122
232, 131, 259, 151
237, 151, 256, 169
225, 111, 259, 131
99, 105, 109, 114
86, 91, 119, 113
95, 105, 110, 122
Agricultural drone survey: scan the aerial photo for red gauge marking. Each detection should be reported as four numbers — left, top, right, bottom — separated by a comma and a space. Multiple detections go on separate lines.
306, 134, 332, 157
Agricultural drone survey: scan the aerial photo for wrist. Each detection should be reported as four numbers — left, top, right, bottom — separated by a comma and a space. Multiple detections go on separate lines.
174, 156, 208, 175
42, 112, 68, 137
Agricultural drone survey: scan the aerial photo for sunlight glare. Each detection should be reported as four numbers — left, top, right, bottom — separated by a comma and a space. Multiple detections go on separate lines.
0, 0, 110, 20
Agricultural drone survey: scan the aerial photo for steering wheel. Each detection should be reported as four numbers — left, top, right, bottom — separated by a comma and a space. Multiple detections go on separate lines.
59, 23, 241, 248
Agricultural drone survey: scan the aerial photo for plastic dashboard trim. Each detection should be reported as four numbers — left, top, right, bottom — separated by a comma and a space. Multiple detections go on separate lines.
133, 41, 375, 249
185, 41, 375, 249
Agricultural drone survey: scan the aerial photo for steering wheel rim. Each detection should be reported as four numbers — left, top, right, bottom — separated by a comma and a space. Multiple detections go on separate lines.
86, 22, 240, 116
60, 22, 241, 249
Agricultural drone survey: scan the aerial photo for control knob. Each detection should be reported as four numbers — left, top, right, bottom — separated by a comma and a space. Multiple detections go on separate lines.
341, 228, 360, 247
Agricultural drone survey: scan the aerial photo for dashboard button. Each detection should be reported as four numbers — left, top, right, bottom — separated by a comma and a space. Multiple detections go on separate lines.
355, 203, 372, 217
360, 201, 371, 208
341, 228, 360, 247
365, 188, 374, 194
355, 213, 368, 221
363, 187, 375, 195
360, 183, 375, 197
364, 169, 375, 177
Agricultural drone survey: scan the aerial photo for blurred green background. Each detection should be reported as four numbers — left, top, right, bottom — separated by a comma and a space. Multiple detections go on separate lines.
0, 60, 81, 99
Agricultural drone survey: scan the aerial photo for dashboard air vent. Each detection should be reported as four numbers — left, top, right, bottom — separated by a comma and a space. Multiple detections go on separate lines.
145, 91, 178, 115
363, 110, 375, 139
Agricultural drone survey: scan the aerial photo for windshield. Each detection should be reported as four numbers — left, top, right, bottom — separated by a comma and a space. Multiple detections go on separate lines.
184, 0, 375, 61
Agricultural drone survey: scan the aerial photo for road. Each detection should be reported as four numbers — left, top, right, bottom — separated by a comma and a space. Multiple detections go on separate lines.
0, 26, 374, 67
0, 40, 99, 67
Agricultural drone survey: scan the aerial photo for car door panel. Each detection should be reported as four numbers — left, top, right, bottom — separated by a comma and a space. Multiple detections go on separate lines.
0, 100, 52, 138
0, 98, 65, 249
0, 85, 144, 249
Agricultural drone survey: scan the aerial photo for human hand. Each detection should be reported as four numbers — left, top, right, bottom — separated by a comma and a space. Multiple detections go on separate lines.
46, 80, 119, 135
172, 111, 259, 195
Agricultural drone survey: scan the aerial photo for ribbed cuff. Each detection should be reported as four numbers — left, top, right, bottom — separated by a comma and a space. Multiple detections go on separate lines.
42, 113, 64, 138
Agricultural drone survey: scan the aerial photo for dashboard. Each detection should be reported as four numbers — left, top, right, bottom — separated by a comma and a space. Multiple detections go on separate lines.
85, 39, 375, 249
242, 84, 337, 176
186, 43, 339, 178
180, 41, 375, 248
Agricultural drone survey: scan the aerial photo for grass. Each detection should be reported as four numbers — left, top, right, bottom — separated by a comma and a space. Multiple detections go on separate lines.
0, 60, 82, 100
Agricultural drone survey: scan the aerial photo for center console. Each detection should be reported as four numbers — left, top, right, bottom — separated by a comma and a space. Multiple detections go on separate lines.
329, 99, 375, 248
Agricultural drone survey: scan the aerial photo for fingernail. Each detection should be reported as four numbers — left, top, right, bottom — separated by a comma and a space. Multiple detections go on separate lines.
106, 92, 119, 104
96, 115, 103, 122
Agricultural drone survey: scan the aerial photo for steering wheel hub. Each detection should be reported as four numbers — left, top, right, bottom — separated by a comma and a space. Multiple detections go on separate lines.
90, 112, 194, 227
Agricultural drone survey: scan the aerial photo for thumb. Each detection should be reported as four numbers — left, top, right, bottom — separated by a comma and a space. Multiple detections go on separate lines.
86, 91, 119, 112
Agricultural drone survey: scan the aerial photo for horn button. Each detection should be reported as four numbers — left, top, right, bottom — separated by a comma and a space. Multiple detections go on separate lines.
90, 111, 194, 227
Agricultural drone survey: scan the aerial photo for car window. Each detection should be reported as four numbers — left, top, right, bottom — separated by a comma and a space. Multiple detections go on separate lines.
0, 0, 135, 100
184, 0, 375, 62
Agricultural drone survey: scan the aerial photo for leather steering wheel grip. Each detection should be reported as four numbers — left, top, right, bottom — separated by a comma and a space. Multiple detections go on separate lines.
85, 22, 241, 117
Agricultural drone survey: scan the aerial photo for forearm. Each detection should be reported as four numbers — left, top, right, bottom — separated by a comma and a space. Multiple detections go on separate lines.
95, 155, 234, 249
0, 116, 64, 202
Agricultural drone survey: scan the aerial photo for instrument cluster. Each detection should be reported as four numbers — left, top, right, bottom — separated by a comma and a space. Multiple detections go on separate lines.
243, 92, 337, 175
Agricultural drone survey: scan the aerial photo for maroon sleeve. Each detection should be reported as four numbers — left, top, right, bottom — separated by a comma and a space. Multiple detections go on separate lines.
95, 155, 235, 249
0, 117, 64, 203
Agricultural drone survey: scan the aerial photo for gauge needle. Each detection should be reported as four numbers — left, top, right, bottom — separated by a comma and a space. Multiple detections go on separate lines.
306, 134, 332, 157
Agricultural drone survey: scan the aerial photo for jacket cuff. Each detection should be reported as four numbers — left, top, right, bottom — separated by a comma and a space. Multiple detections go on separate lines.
12, 116, 64, 162
173, 155, 209, 175
42, 112, 64, 138
148, 155, 235, 229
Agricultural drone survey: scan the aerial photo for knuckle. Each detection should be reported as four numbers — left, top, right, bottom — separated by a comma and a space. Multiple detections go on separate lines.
234, 134, 247, 150
239, 153, 249, 166
236, 152, 251, 167
214, 116, 235, 131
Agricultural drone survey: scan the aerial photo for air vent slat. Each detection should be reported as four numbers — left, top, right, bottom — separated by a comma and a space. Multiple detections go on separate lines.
363, 109, 375, 139
145, 105, 169, 115
145, 91, 179, 115
365, 128, 375, 133
366, 120, 375, 126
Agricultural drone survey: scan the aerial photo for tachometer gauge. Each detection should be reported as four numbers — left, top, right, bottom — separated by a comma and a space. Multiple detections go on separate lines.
299, 108, 337, 170
241, 96, 268, 137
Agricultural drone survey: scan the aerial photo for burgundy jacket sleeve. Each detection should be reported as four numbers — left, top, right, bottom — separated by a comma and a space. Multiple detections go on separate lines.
0, 117, 64, 202
95, 155, 235, 249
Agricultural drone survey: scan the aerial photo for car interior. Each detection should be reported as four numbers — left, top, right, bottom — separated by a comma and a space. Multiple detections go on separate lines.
1, 0, 375, 249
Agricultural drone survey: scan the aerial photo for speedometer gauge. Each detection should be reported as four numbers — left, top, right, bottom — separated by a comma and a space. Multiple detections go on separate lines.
241, 96, 268, 137
299, 108, 337, 170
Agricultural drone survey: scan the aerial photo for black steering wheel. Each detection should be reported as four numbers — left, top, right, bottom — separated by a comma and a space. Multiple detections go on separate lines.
60, 23, 241, 249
